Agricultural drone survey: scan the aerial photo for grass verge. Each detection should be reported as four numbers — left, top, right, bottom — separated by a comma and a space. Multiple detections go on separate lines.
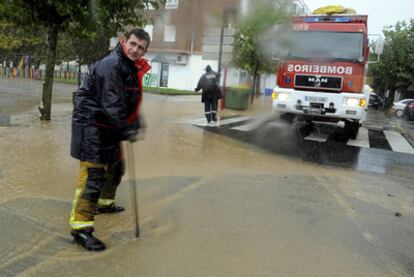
52, 79, 200, 96
143, 86, 198, 95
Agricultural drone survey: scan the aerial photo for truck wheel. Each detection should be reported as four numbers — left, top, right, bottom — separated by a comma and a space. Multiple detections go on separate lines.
345, 120, 359, 139
280, 113, 295, 124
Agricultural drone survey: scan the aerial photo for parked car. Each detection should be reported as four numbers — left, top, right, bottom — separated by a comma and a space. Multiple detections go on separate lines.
392, 99, 414, 117
403, 100, 414, 121
368, 93, 382, 109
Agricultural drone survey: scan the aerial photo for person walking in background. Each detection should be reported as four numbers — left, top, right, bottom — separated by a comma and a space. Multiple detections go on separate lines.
69, 28, 151, 251
195, 65, 221, 124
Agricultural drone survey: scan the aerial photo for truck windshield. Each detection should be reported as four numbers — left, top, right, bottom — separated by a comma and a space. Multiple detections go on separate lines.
285, 31, 364, 61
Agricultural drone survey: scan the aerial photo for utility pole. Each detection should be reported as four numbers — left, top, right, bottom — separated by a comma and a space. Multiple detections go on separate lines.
217, 11, 225, 83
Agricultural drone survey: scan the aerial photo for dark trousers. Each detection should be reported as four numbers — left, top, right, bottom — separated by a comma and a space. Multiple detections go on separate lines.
204, 99, 218, 122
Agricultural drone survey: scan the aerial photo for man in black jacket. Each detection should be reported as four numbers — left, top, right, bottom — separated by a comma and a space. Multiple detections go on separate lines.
195, 65, 221, 123
69, 28, 151, 251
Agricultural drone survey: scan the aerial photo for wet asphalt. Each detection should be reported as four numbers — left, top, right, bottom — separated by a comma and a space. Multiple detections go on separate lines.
198, 116, 414, 176
0, 79, 413, 276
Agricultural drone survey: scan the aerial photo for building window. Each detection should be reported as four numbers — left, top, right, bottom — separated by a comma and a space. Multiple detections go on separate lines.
164, 25, 176, 42
144, 24, 153, 40
146, 3, 155, 10
165, 0, 179, 9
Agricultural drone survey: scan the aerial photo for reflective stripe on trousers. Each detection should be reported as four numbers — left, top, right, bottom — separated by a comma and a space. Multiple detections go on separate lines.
204, 99, 218, 122
69, 160, 124, 230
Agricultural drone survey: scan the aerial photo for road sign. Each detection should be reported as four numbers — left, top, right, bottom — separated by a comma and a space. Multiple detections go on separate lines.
203, 36, 234, 45
201, 53, 232, 62
202, 27, 235, 63
204, 28, 235, 36
202, 45, 233, 53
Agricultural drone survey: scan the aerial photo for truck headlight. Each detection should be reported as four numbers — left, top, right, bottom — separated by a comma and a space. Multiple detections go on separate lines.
278, 92, 289, 101
345, 98, 359, 107
272, 91, 289, 101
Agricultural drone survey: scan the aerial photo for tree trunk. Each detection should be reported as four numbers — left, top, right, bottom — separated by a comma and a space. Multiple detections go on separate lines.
39, 23, 58, 121
250, 62, 260, 104
255, 74, 261, 97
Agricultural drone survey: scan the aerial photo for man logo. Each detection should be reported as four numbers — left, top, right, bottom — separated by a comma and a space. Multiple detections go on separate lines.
308, 76, 328, 87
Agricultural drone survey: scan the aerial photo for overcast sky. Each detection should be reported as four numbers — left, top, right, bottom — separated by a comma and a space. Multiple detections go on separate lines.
305, 0, 414, 35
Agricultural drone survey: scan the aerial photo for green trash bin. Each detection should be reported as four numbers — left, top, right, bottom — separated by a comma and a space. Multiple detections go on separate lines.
224, 87, 251, 110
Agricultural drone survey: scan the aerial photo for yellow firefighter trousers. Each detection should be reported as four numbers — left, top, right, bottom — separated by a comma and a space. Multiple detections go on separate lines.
69, 160, 124, 231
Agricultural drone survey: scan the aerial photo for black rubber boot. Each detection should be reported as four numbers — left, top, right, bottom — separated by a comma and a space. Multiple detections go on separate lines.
205, 113, 212, 123
71, 230, 106, 251
96, 204, 125, 214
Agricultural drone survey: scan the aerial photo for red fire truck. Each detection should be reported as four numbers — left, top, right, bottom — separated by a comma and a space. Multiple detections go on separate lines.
272, 14, 370, 138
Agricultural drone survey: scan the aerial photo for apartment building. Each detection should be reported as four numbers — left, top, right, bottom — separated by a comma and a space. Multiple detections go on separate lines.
144, 0, 310, 91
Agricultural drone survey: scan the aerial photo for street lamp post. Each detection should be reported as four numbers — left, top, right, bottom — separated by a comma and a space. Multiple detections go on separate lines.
217, 7, 237, 111
217, 7, 237, 83
217, 12, 225, 83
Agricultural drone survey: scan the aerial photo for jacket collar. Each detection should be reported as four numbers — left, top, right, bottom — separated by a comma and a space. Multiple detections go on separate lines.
113, 43, 136, 69
135, 58, 151, 75
114, 42, 151, 74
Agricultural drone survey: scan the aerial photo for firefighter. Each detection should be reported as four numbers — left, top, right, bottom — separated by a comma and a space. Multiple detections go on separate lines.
69, 28, 151, 251
195, 65, 222, 123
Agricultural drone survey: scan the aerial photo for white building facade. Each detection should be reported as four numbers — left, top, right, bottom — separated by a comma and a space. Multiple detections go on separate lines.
143, 0, 310, 92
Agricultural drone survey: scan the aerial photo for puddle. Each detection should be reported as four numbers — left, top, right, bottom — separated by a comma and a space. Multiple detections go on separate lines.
0, 115, 20, 127
0, 115, 10, 127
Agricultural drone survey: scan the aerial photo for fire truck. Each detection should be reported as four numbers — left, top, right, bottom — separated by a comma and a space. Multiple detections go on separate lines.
271, 14, 371, 138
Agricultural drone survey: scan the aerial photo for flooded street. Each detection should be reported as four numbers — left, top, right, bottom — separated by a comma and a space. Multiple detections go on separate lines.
1, 80, 413, 276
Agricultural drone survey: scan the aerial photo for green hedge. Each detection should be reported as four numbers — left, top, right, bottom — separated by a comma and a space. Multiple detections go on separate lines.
51, 80, 199, 96
143, 86, 198, 95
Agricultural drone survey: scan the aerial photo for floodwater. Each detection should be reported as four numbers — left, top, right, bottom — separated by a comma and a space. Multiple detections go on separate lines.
0, 80, 413, 276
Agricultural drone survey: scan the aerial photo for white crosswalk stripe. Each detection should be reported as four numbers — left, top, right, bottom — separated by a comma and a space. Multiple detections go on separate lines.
232, 120, 262, 131
232, 114, 282, 131
347, 127, 370, 148
304, 132, 330, 142
215, 116, 252, 126
188, 116, 252, 127
383, 130, 414, 154
188, 118, 209, 126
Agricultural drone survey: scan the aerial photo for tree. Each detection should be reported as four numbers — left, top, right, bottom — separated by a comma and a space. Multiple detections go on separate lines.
232, 0, 290, 103
57, 29, 116, 87
369, 19, 414, 102
0, 5, 45, 67
1, 0, 160, 120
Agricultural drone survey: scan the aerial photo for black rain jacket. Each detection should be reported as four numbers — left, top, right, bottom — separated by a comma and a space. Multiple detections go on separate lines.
71, 43, 145, 163
195, 69, 222, 103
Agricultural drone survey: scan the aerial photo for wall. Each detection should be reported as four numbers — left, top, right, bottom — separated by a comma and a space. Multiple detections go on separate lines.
144, 51, 279, 92
145, 52, 218, 90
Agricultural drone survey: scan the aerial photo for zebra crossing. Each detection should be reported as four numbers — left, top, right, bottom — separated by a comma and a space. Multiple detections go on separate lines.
189, 115, 414, 155
346, 127, 370, 148
383, 130, 414, 154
